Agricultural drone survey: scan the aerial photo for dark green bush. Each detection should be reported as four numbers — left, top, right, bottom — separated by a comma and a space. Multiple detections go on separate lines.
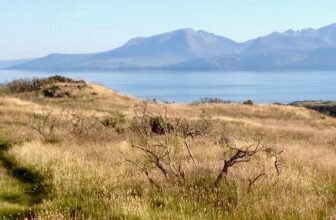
3, 75, 86, 94
149, 116, 174, 135
101, 112, 126, 134
42, 85, 70, 98
193, 97, 231, 104
243, 100, 254, 105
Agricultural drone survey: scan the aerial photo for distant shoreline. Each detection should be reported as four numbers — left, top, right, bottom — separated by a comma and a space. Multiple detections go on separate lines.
0, 70, 335, 105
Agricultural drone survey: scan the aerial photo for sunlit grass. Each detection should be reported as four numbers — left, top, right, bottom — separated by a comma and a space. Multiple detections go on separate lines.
0, 77, 335, 219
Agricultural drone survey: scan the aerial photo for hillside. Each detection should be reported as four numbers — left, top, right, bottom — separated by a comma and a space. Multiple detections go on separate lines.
8, 23, 336, 71
291, 100, 336, 117
0, 59, 33, 69
0, 76, 335, 219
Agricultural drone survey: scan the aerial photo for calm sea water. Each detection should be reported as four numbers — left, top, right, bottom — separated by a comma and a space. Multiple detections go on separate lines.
0, 70, 335, 103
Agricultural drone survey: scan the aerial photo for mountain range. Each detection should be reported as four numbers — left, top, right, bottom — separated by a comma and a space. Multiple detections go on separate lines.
5, 23, 336, 71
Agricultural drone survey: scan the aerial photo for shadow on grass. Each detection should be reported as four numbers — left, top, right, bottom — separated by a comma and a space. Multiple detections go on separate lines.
0, 140, 50, 219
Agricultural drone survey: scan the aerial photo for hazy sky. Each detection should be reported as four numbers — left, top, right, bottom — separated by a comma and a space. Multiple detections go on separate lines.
1, 0, 336, 59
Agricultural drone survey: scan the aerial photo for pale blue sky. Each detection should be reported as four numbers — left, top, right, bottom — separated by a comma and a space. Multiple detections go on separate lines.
1, 0, 336, 59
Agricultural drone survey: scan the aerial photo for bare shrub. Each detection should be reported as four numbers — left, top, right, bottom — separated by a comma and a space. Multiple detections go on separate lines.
29, 108, 105, 143
61, 109, 126, 144
214, 136, 264, 188
125, 105, 283, 191
64, 110, 100, 137
29, 109, 58, 143
126, 104, 207, 187
174, 111, 211, 139
6, 79, 37, 93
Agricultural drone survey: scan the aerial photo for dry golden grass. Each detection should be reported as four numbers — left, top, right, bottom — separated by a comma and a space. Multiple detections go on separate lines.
0, 78, 335, 219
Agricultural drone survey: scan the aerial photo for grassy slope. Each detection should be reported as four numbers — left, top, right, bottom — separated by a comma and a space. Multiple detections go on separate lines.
0, 78, 335, 219
291, 101, 336, 117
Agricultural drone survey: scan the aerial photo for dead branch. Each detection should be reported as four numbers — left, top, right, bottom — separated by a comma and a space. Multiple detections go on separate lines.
131, 142, 170, 180
248, 170, 267, 191
183, 140, 197, 165
124, 158, 160, 189
274, 150, 283, 177
214, 142, 264, 187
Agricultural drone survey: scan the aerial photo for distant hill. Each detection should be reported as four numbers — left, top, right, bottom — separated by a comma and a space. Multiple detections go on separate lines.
8, 24, 336, 71
290, 100, 336, 117
0, 59, 33, 69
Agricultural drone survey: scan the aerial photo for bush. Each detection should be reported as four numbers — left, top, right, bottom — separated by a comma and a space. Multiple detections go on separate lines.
5, 79, 37, 93
101, 112, 126, 134
65, 111, 100, 137
29, 110, 59, 143
101, 113, 125, 128
3, 75, 86, 94
43, 85, 70, 98
272, 102, 284, 106
243, 100, 254, 105
193, 97, 231, 104
149, 116, 174, 135
309, 105, 336, 117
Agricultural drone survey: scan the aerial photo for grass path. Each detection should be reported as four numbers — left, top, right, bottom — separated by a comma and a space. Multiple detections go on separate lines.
0, 165, 30, 218
0, 140, 48, 219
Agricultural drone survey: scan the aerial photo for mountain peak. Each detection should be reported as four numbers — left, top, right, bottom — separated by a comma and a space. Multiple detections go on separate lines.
124, 28, 197, 47
284, 29, 295, 34
173, 28, 196, 33
119, 28, 238, 59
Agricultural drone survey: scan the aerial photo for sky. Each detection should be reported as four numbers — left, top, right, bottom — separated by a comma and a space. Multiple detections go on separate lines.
1, 0, 336, 60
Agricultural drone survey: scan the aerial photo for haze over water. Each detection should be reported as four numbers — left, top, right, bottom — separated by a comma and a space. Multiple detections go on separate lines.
0, 70, 335, 104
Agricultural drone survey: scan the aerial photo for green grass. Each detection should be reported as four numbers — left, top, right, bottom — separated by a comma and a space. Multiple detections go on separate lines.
0, 138, 49, 218
0, 165, 30, 218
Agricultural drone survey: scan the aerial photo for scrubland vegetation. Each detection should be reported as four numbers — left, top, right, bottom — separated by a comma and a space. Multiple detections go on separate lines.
291, 101, 336, 117
0, 76, 335, 219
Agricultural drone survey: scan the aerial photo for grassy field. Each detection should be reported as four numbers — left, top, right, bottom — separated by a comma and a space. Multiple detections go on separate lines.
0, 76, 335, 219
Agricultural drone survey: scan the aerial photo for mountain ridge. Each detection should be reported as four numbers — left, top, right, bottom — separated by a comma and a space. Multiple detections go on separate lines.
8, 23, 336, 71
